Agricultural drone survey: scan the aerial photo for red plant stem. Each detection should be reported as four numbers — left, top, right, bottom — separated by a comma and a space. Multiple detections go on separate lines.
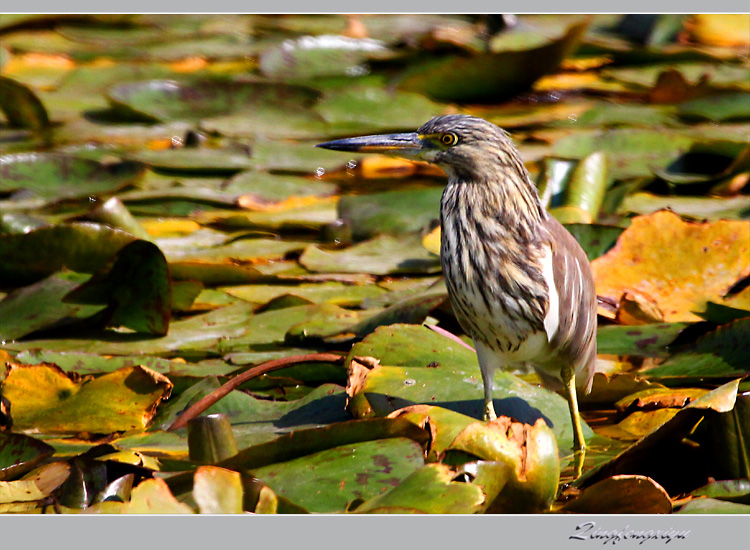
167, 352, 345, 431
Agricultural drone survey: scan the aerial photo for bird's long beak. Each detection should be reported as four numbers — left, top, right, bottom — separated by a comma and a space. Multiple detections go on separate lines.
316, 132, 423, 156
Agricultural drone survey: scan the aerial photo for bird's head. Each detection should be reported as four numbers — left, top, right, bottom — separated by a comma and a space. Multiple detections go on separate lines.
317, 114, 520, 182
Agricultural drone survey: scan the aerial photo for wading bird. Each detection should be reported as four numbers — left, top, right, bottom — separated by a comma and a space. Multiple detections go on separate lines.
317, 115, 596, 454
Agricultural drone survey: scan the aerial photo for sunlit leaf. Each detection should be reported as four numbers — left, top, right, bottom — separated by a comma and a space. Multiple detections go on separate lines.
193, 466, 243, 514
1, 362, 172, 433
591, 211, 750, 322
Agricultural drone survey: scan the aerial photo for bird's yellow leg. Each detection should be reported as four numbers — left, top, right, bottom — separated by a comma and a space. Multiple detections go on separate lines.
480, 364, 497, 421
562, 363, 586, 477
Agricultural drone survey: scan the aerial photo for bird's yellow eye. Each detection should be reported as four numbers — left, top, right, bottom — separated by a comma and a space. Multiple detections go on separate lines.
440, 132, 458, 146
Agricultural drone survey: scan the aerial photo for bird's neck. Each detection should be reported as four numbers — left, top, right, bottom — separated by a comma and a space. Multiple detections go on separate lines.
441, 170, 547, 245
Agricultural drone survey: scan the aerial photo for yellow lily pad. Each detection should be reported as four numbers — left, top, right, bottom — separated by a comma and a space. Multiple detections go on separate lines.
591, 210, 750, 322
1, 362, 172, 434
0, 461, 70, 504
126, 478, 193, 514
193, 466, 243, 514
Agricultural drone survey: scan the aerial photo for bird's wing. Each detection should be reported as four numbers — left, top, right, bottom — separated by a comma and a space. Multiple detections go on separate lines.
543, 215, 597, 393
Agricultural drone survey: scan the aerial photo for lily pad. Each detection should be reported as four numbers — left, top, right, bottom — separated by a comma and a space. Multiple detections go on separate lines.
126, 478, 193, 514
315, 86, 445, 134
0, 76, 50, 130
678, 497, 750, 514
64, 240, 172, 335
221, 281, 386, 307
338, 187, 442, 240
0, 462, 70, 505
0, 223, 136, 285
1, 362, 173, 433
346, 324, 593, 449
193, 466, 243, 514
646, 319, 750, 379
678, 93, 750, 122
596, 323, 688, 358
0, 153, 146, 201
259, 35, 393, 80
0, 432, 55, 482
107, 78, 319, 122
0, 275, 105, 341
251, 437, 424, 513
620, 193, 750, 220
300, 233, 441, 275
202, 384, 352, 447
355, 463, 485, 514
564, 223, 624, 261
196, 199, 338, 232
561, 475, 672, 513
591, 211, 750, 322
553, 128, 695, 179
399, 18, 589, 102
128, 148, 256, 176
223, 171, 337, 203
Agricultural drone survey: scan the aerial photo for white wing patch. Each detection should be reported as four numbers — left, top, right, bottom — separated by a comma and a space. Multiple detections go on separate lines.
541, 246, 559, 342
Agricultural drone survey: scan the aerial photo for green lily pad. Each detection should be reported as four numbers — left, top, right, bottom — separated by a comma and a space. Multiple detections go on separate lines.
315, 86, 445, 134
0, 223, 136, 285
646, 319, 750, 378
347, 324, 593, 449
596, 323, 689, 359
603, 63, 750, 90
564, 223, 624, 261
64, 240, 172, 335
1, 363, 172, 433
251, 437, 424, 513
0, 432, 55, 482
128, 148, 256, 176
678, 92, 750, 122
203, 384, 351, 447
223, 171, 337, 202
221, 281, 386, 307
15, 350, 238, 378
355, 463, 484, 514
0, 275, 105, 341
300, 233, 441, 275
159, 234, 309, 265
678, 497, 750, 514
214, 303, 352, 354
195, 201, 338, 232
620, 193, 750, 220
259, 35, 393, 80
399, 18, 589, 102
338, 187, 442, 240
0, 153, 146, 201
553, 128, 695, 179
250, 139, 349, 174
0, 76, 50, 130
2, 302, 259, 355
559, 103, 677, 128
691, 479, 750, 505
107, 78, 319, 122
